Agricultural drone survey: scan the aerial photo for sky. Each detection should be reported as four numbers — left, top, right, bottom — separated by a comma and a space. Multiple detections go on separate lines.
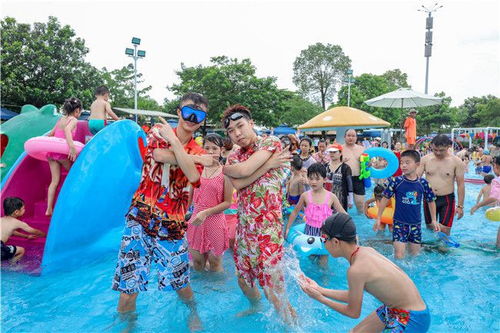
2, 0, 499, 107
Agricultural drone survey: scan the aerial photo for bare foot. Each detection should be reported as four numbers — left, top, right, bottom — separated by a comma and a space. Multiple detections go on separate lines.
188, 312, 202, 332
236, 302, 262, 317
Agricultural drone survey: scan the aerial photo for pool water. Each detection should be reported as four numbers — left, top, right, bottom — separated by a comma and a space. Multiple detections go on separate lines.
1, 181, 499, 332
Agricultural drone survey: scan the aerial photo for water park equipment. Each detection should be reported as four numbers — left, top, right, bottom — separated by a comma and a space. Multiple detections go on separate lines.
451, 127, 500, 152
364, 147, 399, 179
286, 223, 328, 256
298, 106, 390, 144
366, 198, 396, 224
0, 104, 60, 180
24, 136, 85, 161
0, 120, 146, 275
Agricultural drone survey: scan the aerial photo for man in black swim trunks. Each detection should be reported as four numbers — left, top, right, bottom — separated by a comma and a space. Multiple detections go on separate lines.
342, 129, 366, 213
417, 135, 465, 235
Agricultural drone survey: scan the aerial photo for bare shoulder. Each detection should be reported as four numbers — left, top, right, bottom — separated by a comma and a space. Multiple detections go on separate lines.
421, 154, 431, 163
450, 155, 462, 165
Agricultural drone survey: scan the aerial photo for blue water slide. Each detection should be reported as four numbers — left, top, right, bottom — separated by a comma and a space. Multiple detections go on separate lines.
42, 120, 146, 273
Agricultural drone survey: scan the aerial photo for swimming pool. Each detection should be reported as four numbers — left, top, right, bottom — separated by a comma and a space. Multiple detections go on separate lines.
1, 181, 499, 332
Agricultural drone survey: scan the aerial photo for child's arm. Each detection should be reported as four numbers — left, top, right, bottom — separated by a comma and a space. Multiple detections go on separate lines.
223, 150, 273, 179
64, 119, 78, 161
285, 194, 305, 239
300, 269, 365, 319
105, 102, 120, 120
476, 188, 484, 205
471, 197, 498, 214
363, 198, 376, 218
331, 193, 347, 214
16, 221, 46, 238
229, 149, 291, 190
374, 197, 389, 231
190, 176, 233, 226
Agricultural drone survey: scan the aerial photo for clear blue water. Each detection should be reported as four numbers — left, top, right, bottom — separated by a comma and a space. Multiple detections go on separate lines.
2, 178, 499, 332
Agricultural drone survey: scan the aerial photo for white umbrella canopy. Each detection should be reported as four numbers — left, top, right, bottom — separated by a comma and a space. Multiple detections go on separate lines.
365, 88, 442, 108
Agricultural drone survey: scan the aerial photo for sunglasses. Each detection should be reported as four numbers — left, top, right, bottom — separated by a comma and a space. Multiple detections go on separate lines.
180, 105, 207, 124
223, 112, 250, 128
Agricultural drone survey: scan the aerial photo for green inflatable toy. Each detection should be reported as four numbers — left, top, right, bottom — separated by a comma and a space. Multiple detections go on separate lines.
358, 153, 371, 180
1, 104, 60, 180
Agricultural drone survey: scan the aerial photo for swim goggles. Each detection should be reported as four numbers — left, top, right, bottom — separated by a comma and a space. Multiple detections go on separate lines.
223, 112, 251, 128
180, 105, 207, 124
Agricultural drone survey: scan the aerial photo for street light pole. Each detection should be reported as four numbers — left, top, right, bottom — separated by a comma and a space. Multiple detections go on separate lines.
419, 3, 443, 94
345, 69, 354, 107
125, 37, 146, 123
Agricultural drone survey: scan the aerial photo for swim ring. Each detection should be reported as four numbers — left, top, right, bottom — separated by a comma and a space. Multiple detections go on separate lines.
485, 207, 500, 222
365, 147, 399, 179
366, 198, 395, 225
286, 223, 328, 256
24, 136, 84, 161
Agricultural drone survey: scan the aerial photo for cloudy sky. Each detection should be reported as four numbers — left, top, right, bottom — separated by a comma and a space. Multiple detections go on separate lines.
3, 0, 499, 107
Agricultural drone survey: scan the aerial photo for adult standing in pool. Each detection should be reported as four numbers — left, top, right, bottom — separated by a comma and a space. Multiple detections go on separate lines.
222, 104, 296, 322
342, 129, 365, 213
417, 134, 465, 236
111, 93, 212, 329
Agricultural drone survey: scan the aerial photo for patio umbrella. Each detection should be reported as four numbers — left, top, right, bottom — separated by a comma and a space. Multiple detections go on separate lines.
298, 106, 390, 143
364, 88, 442, 142
364, 87, 442, 108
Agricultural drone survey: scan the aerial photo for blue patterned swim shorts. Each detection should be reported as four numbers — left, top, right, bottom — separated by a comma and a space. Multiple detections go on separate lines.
112, 211, 190, 294
392, 221, 422, 244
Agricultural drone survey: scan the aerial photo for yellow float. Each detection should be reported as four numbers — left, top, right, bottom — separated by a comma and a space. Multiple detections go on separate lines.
485, 207, 500, 222
367, 198, 396, 224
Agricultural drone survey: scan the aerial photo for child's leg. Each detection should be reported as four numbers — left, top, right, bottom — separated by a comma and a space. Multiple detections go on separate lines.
189, 249, 207, 271
118, 292, 138, 312
393, 241, 406, 259
408, 224, 422, 256
46, 159, 61, 215
10, 246, 25, 263
207, 253, 223, 272
408, 243, 421, 256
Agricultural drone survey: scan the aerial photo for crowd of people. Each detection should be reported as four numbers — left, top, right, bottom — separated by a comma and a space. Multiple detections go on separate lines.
2, 90, 500, 332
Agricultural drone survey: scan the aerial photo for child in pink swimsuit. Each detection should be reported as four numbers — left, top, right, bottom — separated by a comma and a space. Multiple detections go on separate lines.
187, 134, 233, 272
45, 98, 82, 216
286, 163, 346, 266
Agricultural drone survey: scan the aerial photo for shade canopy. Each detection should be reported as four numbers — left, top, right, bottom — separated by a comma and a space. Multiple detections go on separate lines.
298, 106, 390, 132
364, 88, 442, 108
1, 108, 18, 120
273, 125, 296, 135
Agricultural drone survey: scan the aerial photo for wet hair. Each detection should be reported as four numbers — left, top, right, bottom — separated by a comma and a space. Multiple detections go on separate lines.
221, 104, 252, 127
307, 162, 327, 178
222, 136, 233, 151
94, 85, 109, 96
374, 184, 385, 198
180, 93, 209, 109
291, 155, 303, 171
431, 134, 452, 147
300, 137, 312, 147
494, 156, 500, 167
484, 174, 495, 184
3, 197, 24, 216
63, 97, 82, 115
401, 149, 421, 163
204, 133, 224, 147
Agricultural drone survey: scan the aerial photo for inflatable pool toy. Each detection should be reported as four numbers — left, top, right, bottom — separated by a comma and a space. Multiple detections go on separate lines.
0, 104, 60, 180
485, 207, 500, 222
359, 153, 372, 188
437, 232, 460, 248
286, 223, 328, 256
1, 120, 146, 275
366, 198, 395, 224
24, 136, 85, 161
364, 147, 399, 179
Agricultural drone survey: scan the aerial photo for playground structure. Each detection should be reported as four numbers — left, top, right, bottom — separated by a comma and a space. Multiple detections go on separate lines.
451, 127, 500, 152
1, 116, 146, 275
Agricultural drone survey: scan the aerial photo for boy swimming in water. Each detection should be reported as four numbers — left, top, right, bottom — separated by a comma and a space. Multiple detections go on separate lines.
88, 85, 119, 134
300, 213, 431, 332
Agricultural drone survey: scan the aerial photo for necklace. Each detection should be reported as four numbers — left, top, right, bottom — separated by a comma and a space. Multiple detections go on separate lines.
204, 165, 221, 179
349, 246, 361, 265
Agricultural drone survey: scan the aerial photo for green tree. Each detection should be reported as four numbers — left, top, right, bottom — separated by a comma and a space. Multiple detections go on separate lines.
101, 64, 155, 109
278, 91, 324, 126
476, 97, 500, 127
293, 43, 351, 110
335, 70, 410, 127
416, 92, 454, 135
1, 16, 102, 110
168, 56, 288, 127
457, 95, 498, 127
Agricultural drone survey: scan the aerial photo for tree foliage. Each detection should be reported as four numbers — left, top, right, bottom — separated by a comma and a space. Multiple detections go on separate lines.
293, 43, 351, 110
455, 95, 498, 128
169, 56, 316, 127
415, 92, 454, 135
0, 16, 102, 110
475, 97, 500, 127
